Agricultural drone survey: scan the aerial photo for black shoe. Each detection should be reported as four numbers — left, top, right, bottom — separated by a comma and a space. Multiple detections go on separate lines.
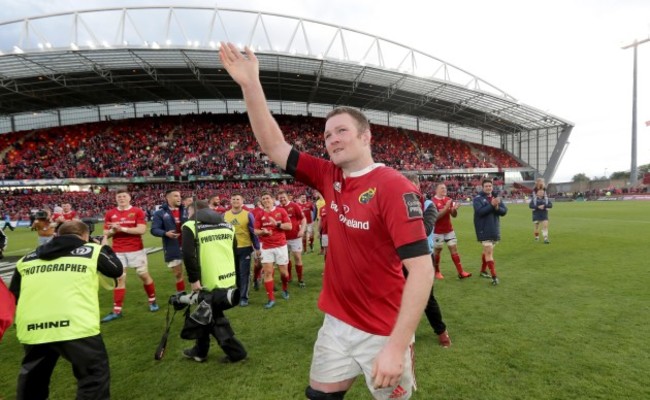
182, 348, 207, 363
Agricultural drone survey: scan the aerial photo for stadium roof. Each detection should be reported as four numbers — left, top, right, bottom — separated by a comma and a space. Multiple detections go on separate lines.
0, 6, 574, 180
0, 6, 573, 134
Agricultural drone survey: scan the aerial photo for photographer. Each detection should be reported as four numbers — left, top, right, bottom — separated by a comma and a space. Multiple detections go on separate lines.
9, 221, 123, 400
31, 210, 56, 246
180, 200, 247, 363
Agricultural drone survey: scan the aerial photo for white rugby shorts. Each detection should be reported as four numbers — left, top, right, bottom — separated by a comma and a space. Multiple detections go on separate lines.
260, 245, 289, 265
310, 314, 415, 400
287, 238, 303, 253
434, 231, 458, 248
116, 249, 149, 275
320, 234, 329, 247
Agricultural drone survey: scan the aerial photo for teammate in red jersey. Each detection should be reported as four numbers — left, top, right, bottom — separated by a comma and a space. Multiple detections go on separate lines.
209, 195, 228, 214
250, 199, 264, 290
318, 206, 328, 258
278, 191, 307, 287
221, 43, 433, 400
431, 183, 472, 280
52, 203, 79, 224
297, 194, 316, 253
253, 192, 292, 309
101, 190, 158, 322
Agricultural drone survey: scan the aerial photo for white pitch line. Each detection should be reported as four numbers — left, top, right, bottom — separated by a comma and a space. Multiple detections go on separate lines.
3, 248, 32, 255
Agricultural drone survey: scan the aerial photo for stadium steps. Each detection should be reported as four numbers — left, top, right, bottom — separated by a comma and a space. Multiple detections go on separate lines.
466, 143, 498, 168
0, 130, 38, 162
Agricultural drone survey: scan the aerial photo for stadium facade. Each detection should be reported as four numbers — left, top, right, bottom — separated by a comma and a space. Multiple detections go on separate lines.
0, 6, 573, 183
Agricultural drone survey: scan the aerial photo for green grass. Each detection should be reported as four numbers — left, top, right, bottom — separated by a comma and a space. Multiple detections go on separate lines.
1, 201, 649, 399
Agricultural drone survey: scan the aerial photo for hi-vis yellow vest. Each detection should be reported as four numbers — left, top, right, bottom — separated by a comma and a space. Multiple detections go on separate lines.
15, 243, 102, 344
183, 220, 236, 290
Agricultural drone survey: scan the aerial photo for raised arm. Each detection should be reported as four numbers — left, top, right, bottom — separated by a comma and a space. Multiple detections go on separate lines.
219, 42, 292, 169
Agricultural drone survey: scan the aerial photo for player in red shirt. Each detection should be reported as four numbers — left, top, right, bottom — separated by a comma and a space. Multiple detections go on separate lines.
209, 195, 227, 214
432, 183, 472, 280
221, 43, 433, 400
51, 203, 79, 230
297, 194, 316, 253
101, 190, 158, 322
253, 193, 292, 309
250, 199, 265, 290
278, 191, 307, 287
318, 206, 328, 258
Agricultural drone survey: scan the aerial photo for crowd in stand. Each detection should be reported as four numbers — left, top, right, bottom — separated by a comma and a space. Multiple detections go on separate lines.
0, 114, 523, 181
1, 175, 520, 221
0, 113, 529, 220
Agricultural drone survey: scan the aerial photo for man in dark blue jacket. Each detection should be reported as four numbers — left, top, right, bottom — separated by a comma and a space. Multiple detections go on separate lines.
151, 190, 187, 292
529, 188, 553, 244
473, 179, 507, 286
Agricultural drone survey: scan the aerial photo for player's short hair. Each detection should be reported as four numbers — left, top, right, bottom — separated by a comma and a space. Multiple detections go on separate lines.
116, 189, 130, 195
165, 189, 180, 196
209, 195, 221, 207
402, 172, 420, 186
58, 220, 89, 237
482, 178, 493, 186
191, 200, 210, 211
260, 191, 274, 198
277, 190, 289, 197
326, 106, 370, 133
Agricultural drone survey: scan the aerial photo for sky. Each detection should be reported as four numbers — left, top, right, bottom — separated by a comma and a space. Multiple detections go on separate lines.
2, 0, 650, 183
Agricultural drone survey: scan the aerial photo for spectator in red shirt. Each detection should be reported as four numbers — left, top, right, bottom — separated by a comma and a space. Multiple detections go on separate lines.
221, 42, 433, 400
101, 190, 159, 322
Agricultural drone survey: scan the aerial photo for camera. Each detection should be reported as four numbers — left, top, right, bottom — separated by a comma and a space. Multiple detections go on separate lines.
168, 291, 199, 311
168, 288, 240, 312
35, 210, 48, 219
90, 235, 106, 244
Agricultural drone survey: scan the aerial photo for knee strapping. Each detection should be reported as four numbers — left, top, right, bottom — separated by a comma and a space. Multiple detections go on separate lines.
305, 386, 346, 400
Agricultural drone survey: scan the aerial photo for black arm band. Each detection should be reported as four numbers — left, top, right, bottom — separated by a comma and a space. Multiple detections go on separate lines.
396, 239, 431, 260
285, 148, 300, 176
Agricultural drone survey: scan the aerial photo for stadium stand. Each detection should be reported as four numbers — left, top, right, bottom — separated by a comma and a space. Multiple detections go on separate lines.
0, 114, 528, 219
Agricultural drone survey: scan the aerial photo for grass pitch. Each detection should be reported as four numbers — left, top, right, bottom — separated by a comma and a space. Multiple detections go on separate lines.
1, 200, 649, 399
